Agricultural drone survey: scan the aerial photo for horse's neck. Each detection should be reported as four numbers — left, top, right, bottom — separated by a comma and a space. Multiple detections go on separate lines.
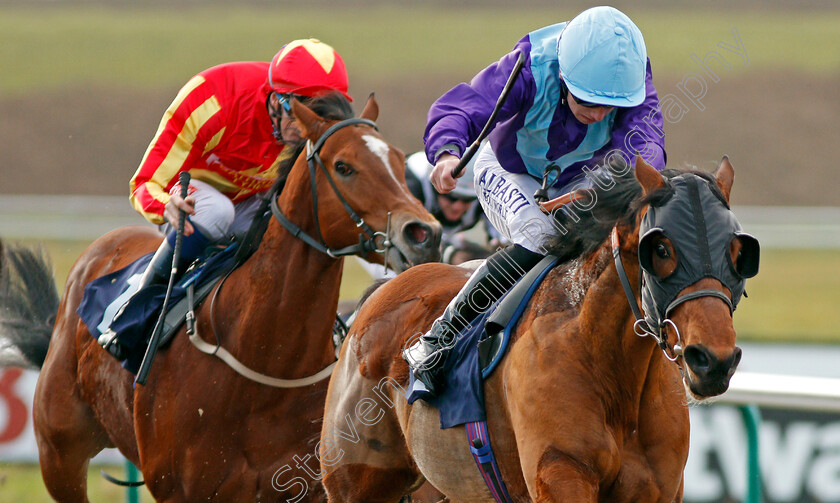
558, 245, 659, 395
216, 178, 344, 373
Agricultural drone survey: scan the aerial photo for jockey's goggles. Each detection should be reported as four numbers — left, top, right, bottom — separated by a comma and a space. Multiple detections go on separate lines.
274, 93, 307, 117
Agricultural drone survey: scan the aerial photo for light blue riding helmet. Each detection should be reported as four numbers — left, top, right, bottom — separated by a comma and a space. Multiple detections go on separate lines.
557, 6, 648, 107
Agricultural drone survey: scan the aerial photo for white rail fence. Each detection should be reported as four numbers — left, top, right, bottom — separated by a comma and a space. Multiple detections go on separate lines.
718, 371, 840, 412
0, 196, 838, 247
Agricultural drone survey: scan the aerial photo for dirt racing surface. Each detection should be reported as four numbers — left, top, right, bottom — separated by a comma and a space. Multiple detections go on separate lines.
1, 70, 838, 206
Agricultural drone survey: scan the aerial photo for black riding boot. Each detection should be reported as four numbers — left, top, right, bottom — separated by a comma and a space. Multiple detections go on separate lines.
97, 239, 174, 359
403, 244, 543, 396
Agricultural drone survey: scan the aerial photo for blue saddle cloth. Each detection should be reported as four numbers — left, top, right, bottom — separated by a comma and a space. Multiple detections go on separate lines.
77, 245, 237, 374
406, 258, 559, 429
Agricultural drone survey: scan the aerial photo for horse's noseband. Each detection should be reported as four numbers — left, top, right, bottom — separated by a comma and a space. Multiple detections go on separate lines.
270, 117, 391, 258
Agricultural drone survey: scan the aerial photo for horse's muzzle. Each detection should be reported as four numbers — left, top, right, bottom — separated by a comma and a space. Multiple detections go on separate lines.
683, 344, 742, 398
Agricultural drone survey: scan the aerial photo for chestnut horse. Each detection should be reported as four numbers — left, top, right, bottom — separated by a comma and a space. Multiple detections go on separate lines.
0, 95, 443, 501
320, 157, 757, 502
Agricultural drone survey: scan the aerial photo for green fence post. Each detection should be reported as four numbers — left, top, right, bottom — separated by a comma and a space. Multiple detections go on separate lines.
126, 460, 140, 503
739, 405, 762, 503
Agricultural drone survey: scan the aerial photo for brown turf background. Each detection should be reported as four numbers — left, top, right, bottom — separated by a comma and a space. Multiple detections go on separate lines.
1, 70, 838, 206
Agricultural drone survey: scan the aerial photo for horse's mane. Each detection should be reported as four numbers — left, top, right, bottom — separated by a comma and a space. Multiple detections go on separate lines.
543, 163, 725, 261
270, 92, 355, 194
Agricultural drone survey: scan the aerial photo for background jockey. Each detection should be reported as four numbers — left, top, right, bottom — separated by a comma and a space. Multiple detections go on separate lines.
99, 38, 354, 358
404, 149, 505, 265
403, 6, 667, 397
353, 148, 505, 283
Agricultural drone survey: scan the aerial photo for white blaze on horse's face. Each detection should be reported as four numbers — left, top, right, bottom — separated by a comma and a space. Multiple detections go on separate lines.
362, 134, 401, 187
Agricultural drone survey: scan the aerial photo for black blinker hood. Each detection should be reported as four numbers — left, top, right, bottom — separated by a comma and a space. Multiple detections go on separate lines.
638, 173, 760, 332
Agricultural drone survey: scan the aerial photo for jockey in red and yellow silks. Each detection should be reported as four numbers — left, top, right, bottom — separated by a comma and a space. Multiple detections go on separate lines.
130, 38, 352, 225
130, 61, 287, 224
99, 39, 353, 360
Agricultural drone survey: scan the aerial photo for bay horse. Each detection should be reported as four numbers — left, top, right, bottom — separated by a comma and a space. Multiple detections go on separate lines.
319, 157, 758, 502
0, 95, 443, 501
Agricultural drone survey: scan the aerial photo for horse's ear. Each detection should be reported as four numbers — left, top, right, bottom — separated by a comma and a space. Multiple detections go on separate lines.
360, 93, 379, 122
634, 155, 665, 196
714, 155, 735, 204
290, 99, 325, 140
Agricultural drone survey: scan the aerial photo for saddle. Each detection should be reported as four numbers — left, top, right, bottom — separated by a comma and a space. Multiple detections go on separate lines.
78, 243, 239, 374
406, 255, 560, 429
478, 255, 559, 376
78, 196, 276, 374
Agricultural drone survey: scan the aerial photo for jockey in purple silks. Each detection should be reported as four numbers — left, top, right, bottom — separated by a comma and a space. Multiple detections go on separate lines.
404, 6, 667, 398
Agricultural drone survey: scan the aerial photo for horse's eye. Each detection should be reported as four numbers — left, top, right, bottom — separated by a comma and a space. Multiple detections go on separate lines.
334, 161, 355, 177
655, 242, 670, 259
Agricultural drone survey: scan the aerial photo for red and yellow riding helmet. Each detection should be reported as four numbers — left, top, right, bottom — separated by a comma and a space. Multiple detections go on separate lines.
268, 38, 352, 101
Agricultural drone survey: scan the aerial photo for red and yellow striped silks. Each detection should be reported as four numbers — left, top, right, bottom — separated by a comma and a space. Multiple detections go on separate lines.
130, 61, 289, 224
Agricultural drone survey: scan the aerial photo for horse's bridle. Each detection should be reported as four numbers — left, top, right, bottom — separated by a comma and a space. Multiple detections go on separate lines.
610, 227, 684, 362
192, 118, 397, 389
609, 173, 759, 363
270, 117, 392, 259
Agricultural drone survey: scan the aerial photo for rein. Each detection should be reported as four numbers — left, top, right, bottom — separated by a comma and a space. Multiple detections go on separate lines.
610, 227, 684, 362
270, 117, 391, 258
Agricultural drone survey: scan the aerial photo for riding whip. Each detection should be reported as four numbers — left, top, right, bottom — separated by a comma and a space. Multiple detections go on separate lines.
450, 52, 525, 179
135, 171, 191, 386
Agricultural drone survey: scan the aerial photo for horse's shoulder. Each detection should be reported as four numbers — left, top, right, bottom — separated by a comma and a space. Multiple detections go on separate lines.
350, 262, 471, 383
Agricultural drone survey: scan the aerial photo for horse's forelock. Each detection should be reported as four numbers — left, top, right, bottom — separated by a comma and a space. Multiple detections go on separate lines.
270, 92, 356, 194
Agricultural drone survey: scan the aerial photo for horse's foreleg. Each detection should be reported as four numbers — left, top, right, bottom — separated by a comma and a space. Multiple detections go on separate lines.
532, 450, 598, 503
34, 350, 110, 502
34, 389, 109, 503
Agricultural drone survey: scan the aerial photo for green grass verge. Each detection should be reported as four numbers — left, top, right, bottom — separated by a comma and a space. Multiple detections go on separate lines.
0, 462, 155, 503
734, 248, 840, 342
1, 5, 839, 95
15, 239, 840, 343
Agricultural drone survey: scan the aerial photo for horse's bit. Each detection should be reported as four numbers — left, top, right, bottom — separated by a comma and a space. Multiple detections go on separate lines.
610, 227, 683, 362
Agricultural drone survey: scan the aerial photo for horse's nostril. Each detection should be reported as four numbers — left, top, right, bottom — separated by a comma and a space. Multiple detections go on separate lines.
404, 223, 429, 245
731, 346, 743, 368
683, 346, 711, 375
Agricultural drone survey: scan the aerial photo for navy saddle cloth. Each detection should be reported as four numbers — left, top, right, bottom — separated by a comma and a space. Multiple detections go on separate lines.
77, 245, 237, 374
407, 256, 559, 429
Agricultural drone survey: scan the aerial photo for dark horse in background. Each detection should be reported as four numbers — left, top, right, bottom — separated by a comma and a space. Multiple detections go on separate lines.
320, 157, 758, 502
0, 95, 443, 501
